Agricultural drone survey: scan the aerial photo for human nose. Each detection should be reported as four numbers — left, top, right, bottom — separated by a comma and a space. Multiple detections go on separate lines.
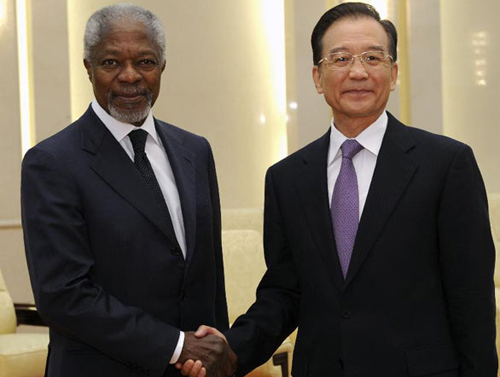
117, 63, 142, 83
348, 55, 369, 78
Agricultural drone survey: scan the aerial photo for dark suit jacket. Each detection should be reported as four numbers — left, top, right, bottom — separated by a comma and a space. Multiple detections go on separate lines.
226, 112, 497, 377
21, 106, 229, 377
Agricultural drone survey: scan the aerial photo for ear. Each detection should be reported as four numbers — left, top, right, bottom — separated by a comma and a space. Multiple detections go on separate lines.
390, 62, 398, 91
83, 59, 93, 83
312, 65, 324, 94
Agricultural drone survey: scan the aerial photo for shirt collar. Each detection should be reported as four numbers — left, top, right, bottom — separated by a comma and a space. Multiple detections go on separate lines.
327, 111, 388, 166
91, 99, 160, 145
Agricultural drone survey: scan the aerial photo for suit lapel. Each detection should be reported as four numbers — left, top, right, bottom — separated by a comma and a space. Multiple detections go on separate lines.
156, 121, 197, 263
294, 130, 345, 291
81, 107, 180, 245
344, 113, 417, 287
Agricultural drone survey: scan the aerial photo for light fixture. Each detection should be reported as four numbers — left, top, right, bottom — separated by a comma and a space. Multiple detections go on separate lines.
262, 0, 287, 158
472, 31, 488, 87
16, 0, 35, 155
0, 0, 6, 30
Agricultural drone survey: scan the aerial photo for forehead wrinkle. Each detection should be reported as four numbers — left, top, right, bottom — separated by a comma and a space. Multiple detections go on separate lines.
98, 46, 158, 56
95, 33, 161, 60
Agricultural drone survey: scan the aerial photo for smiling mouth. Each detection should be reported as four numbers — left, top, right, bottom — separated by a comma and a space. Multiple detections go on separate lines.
343, 90, 374, 98
117, 96, 144, 104
111, 91, 151, 106
114, 93, 145, 100
344, 89, 372, 94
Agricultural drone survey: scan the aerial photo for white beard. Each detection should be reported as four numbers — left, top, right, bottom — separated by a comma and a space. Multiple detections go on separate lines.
107, 91, 153, 124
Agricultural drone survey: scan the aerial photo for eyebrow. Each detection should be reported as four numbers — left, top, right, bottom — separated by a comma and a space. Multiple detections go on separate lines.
327, 45, 386, 54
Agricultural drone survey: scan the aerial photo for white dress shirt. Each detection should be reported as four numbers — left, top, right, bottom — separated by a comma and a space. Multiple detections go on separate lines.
327, 111, 388, 219
91, 99, 185, 364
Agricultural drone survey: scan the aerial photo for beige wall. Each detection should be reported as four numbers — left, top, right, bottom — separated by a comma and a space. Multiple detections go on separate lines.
0, 0, 30, 302
408, 0, 443, 135
285, 0, 331, 151
32, 0, 72, 142
1, 0, 499, 303
441, 0, 500, 194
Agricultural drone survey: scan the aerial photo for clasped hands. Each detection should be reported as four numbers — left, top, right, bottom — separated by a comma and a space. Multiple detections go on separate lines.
176, 326, 237, 377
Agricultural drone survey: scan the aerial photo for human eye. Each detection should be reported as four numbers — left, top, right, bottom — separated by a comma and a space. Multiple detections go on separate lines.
330, 53, 351, 66
100, 59, 118, 68
363, 51, 385, 65
138, 59, 158, 69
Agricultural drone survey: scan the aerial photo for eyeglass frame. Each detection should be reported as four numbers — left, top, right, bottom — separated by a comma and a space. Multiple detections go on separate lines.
317, 50, 394, 70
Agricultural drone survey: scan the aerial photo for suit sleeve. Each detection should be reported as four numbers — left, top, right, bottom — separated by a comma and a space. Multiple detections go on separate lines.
226, 168, 301, 376
206, 140, 229, 332
21, 146, 180, 377
437, 145, 498, 376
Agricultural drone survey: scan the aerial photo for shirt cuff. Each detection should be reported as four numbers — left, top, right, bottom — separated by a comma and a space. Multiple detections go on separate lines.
169, 331, 184, 364
169, 331, 185, 364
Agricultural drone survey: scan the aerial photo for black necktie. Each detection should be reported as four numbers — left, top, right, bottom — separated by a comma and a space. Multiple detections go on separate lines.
128, 129, 179, 247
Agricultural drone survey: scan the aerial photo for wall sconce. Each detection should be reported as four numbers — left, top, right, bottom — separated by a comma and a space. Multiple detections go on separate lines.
472, 31, 488, 87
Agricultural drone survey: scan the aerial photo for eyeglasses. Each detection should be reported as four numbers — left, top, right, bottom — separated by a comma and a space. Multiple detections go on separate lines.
317, 50, 393, 70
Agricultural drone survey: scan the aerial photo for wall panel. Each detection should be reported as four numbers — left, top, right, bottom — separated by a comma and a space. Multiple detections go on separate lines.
0, 0, 28, 302
441, 0, 500, 193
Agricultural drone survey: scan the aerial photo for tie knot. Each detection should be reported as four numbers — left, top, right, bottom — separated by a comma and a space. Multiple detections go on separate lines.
341, 139, 363, 160
129, 129, 148, 155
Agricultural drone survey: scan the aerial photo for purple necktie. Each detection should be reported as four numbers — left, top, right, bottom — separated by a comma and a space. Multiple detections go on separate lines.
331, 139, 363, 278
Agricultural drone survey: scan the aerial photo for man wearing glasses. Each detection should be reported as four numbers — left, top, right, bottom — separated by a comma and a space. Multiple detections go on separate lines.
180, 2, 497, 377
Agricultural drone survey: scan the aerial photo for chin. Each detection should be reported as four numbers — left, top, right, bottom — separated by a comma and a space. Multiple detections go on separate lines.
108, 104, 151, 125
344, 103, 379, 115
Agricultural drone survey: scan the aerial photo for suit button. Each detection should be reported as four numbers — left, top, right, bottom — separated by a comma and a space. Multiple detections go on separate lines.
171, 246, 181, 256
341, 309, 351, 319
181, 291, 187, 302
338, 358, 344, 370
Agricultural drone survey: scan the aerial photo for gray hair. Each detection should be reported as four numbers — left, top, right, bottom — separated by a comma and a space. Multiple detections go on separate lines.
84, 3, 166, 62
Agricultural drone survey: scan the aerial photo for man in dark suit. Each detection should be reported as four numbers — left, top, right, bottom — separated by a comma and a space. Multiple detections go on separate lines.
183, 2, 497, 377
21, 4, 235, 377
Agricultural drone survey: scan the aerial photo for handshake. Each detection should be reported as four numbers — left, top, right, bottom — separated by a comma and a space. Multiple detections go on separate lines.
175, 326, 237, 377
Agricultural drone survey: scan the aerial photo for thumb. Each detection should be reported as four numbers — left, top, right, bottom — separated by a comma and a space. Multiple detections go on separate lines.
195, 325, 228, 343
194, 325, 213, 338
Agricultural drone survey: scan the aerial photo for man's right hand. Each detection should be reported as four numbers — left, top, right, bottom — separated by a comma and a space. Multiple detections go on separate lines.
176, 329, 237, 377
